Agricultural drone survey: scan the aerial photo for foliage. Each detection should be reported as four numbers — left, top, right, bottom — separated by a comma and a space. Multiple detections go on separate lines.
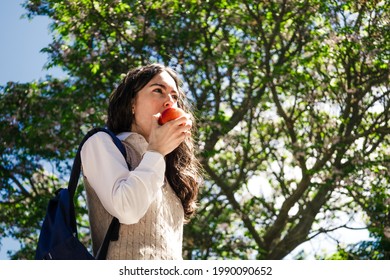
1, 0, 389, 259
328, 238, 390, 260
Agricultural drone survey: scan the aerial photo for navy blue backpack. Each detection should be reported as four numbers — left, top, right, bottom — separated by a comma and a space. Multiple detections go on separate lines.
35, 128, 124, 260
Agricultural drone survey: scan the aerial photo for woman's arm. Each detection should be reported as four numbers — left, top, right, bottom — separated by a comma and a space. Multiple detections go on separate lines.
80, 132, 165, 224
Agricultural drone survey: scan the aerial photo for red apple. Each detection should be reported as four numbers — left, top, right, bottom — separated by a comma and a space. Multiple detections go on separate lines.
158, 107, 186, 125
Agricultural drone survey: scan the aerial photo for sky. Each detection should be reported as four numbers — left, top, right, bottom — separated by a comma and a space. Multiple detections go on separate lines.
0, 0, 372, 261
0, 0, 64, 85
0, 0, 64, 259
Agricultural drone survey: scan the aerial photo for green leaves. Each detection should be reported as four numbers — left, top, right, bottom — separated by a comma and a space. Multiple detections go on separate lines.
1, 0, 389, 259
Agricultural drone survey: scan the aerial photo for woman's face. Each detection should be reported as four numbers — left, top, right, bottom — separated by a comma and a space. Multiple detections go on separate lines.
131, 70, 179, 140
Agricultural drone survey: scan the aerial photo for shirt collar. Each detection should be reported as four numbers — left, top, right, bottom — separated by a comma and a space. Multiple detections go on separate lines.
118, 132, 149, 154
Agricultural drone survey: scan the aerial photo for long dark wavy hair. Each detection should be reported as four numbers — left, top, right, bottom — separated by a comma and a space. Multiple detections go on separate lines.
107, 63, 202, 221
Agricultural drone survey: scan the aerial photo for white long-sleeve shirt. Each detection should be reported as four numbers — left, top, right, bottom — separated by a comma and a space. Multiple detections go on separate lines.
80, 131, 166, 225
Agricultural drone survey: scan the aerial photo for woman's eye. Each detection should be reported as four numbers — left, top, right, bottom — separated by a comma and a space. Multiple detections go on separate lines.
154, 88, 163, 94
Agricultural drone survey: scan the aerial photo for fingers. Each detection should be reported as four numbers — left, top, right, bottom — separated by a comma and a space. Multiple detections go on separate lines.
164, 119, 191, 139
170, 114, 192, 129
147, 114, 192, 156
168, 116, 192, 140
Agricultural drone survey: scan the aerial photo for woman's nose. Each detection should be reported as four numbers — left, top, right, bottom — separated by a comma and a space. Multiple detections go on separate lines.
163, 94, 175, 108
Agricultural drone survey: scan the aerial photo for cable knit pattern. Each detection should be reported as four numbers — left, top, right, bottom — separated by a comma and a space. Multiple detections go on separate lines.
84, 133, 184, 260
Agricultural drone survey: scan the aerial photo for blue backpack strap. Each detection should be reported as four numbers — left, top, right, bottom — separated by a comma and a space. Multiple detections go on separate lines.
66, 127, 124, 259
67, 127, 126, 198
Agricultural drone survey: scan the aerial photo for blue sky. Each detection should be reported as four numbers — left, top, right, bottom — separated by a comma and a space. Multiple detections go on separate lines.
0, 0, 64, 85
0, 0, 64, 259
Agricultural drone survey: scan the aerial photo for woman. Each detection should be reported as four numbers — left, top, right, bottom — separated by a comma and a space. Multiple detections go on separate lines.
81, 63, 202, 259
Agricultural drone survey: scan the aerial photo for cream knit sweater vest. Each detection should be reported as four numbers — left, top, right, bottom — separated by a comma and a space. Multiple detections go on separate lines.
83, 133, 184, 260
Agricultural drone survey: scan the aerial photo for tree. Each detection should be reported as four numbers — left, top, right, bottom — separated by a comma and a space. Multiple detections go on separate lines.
1, 0, 389, 259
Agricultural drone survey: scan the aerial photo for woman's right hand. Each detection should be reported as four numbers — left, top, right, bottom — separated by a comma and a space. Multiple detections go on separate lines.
147, 113, 192, 156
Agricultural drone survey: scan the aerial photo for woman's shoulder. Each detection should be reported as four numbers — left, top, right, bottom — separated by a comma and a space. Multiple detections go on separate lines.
82, 131, 118, 149
85, 131, 131, 144
116, 131, 132, 141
